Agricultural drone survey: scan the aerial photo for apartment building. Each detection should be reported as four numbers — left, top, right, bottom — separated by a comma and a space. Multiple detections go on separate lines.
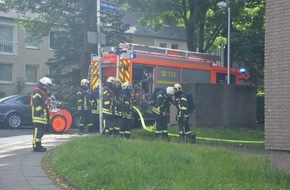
0, 10, 53, 97
122, 12, 187, 50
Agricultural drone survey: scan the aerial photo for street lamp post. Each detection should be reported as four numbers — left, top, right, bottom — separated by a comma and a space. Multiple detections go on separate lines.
217, 1, 231, 84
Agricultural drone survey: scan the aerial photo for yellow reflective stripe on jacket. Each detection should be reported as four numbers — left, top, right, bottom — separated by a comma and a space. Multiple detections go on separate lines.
152, 107, 160, 115
32, 108, 47, 124
35, 106, 42, 111
32, 93, 41, 99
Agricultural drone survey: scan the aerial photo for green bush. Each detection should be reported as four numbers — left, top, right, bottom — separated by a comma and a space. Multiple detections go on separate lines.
256, 92, 264, 123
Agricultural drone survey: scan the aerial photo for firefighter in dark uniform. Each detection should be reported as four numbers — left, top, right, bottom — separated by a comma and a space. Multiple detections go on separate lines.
102, 76, 115, 135
152, 86, 175, 140
31, 77, 53, 152
90, 83, 100, 133
174, 83, 196, 143
112, 79, 122, 136
77, 79, 93, 134
119, 82, 133, 138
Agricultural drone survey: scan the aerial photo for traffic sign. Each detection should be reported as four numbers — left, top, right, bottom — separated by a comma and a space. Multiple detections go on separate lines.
100, 0, 120, 15
87, 31, 106, 45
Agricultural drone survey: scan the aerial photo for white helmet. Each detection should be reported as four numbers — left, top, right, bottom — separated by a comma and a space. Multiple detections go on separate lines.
80, 79, 89, 86
122, 81, 131, 89
166, 86, 175, 96
39, 77, 53, 87
174, 83, 182, 92
106, 76, 116, 84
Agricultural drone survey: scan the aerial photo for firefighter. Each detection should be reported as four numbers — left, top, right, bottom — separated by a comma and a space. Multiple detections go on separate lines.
174, 83, 196, 143
119, 82, 133, 138
31, 77, 53, 152
112, 79, 122, 136
102, 76, 115, 135
90, 83, 100, 133
77, 79, 93, 134
152, 86, 175, 140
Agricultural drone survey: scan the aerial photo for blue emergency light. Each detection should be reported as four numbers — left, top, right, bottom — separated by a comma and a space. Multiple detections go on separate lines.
240, 68, 246, 73
130, 53, 136, 59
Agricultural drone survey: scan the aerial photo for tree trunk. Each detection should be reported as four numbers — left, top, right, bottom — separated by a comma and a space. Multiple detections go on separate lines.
186, 26, 196, 51
80, 0, 97, 79
198, 20, 205, 53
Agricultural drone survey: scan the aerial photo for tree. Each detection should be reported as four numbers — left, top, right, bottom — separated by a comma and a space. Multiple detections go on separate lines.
3, 0, 130, 103
123, 0, 265, 88
122, 0, 223, 52
230, 0, 265, 89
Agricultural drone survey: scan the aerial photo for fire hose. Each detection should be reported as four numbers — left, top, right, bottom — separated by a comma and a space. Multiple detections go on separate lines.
133, 106, 264, 145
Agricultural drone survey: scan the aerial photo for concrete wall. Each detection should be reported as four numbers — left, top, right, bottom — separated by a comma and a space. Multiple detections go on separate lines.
170, 83, 256, 129
265, 0, 290, 172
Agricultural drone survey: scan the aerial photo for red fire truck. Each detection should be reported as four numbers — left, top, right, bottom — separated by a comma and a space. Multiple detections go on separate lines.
89, 43, 252, 125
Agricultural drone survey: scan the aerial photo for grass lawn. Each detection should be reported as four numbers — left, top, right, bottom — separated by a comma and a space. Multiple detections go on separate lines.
43, 126, 290, 190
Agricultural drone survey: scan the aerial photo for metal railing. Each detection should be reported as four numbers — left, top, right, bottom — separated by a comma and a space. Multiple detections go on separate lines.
0, 40, 14, 54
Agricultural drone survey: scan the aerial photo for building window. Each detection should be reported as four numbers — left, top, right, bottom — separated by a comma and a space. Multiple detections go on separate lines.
0, 25, 14, 54
160, 43, 167, 48
0, 62, 13, 82
25, 64, 38, 84
25, 30, 39, 49
171, 44, 178, 49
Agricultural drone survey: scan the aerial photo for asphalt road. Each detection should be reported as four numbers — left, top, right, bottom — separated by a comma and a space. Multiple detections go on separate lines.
0, 128, 34, 149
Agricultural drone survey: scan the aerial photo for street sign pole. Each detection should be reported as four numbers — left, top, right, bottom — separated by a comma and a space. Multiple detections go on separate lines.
97, 0, 120, 134
97, 0, 103, 134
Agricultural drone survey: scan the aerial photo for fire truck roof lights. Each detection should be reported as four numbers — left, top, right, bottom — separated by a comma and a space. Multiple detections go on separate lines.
111, 47, 127, 55
130, 53, 136, 59
240, 68, 246, 73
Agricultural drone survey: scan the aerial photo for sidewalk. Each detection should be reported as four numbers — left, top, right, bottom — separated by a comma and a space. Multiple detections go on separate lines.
0, 132, 78, 190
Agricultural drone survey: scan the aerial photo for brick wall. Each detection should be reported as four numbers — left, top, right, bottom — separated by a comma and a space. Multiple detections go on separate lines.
265, 0, 290, 172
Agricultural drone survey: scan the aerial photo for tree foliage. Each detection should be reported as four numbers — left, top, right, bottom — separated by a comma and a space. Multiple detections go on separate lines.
230, 0, 265, 89
123, 0, 265, 88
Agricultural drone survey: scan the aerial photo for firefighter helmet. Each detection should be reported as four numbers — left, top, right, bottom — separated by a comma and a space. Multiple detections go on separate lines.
106, 76, 115, 84
80, 79, 89, 86
122, 81, 131, 89
166, 86, 175, 96
174, 83, 182, 92
39, 77, 53, 87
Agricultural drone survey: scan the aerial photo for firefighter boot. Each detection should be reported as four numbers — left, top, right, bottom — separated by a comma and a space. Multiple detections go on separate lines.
191, 134, 196, 144
113, 128, 120, 137
162, 133, 169, 141
88, 126, 94, 133
178, 134, 185, 143
124, 133, 130, 139
185, 134, 192, 143
79, 126, 85, 135
33, 142, 46, 152
109, 128, 114, 136
155, 133, 162, 140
